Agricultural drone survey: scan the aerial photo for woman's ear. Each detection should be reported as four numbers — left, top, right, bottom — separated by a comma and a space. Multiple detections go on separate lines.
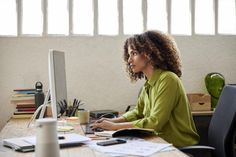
142, 53, 148, 59
143, 53, 151, 62
143, 53, 154, 68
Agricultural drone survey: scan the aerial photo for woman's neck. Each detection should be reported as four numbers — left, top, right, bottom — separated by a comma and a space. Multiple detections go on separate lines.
143, 65, 155, 80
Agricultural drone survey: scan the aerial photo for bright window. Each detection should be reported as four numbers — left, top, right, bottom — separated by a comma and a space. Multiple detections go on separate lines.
171, 0, 191, 35
123, 0, 143, 34
22, 0, 43, 35
73, 0, 93, 35
147, 0, 168, 32
98, 0, 118, 35
195, 0, 214, 35
218, 0, 236, 34
1, 0, 236, 36
0, 0, 17, 36
48, 0, 69, 35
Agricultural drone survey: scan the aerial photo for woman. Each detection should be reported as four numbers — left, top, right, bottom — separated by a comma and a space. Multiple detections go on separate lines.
92, 30, 199, 147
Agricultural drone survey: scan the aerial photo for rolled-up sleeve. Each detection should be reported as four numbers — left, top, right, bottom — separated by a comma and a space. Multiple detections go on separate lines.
130, 75, 178, 132
122, 92, 145, 122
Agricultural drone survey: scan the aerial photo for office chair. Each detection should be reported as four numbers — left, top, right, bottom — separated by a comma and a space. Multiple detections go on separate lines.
180, 85, 236, 157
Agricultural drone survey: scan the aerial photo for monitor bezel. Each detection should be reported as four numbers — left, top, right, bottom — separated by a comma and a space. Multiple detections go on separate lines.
48, 49, 67, 119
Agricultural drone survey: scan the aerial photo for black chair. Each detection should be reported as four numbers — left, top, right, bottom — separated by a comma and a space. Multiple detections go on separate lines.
180, 85, 236, 157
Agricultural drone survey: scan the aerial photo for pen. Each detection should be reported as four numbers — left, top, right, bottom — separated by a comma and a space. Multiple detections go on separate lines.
90, 137, 110, 140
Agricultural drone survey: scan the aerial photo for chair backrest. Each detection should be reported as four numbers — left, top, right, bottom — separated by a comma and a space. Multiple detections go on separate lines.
208, 85, 236, 157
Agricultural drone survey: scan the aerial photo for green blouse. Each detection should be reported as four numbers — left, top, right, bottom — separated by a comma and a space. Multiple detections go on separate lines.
122, 69, 199, 147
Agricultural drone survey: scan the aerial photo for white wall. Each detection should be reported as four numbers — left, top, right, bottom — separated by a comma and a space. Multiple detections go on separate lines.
0, 35, 236, 130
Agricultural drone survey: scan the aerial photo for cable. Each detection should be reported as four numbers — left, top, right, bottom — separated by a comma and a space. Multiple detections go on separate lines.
27, 89, 50, 128
27, 104, 44, 128
39, 89, 50, 119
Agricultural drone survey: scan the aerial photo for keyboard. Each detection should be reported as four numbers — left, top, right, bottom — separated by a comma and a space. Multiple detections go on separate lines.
85, 123, 94, 134
84, 123, 104, 134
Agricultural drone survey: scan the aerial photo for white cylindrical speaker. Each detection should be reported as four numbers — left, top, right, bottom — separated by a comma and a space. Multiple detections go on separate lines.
35, 118, 60, 157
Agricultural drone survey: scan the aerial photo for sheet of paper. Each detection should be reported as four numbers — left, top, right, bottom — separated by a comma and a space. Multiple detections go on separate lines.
94, 131, 115, 137
86, 138, 172, 156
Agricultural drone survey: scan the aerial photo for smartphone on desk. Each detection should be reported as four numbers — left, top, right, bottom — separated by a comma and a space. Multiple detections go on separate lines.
96, 139, 126, 146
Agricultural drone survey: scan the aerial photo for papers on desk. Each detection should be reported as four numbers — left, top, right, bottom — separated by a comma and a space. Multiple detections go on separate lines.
3, 137, 34, 152
3, 133, 91, 152
86, 137, 173, 157
25, 133, 91, 147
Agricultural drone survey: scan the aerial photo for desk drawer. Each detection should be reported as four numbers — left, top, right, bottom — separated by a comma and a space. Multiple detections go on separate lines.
187, 93, 211, 111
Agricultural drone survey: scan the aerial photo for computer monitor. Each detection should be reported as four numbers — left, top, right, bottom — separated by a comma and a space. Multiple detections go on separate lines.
28, 50, 67, 126
48, 49, 67, 119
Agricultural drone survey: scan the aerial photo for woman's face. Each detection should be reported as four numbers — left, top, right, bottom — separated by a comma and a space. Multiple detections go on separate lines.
127, 46, 148, 73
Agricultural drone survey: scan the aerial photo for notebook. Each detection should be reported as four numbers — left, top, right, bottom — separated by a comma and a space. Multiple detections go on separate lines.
3, 137, 34, 152
95, 128, 155, 137
3, 133, 91, 152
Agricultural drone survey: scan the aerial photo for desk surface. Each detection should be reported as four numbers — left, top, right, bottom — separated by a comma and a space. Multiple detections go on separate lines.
0, 118, 188, 157
192, 110, 214, 116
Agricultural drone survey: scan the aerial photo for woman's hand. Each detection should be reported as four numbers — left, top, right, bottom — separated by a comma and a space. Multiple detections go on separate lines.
92, 120, 117, 130
91, 116, 131, 130
95, 116, 127, 123
95, 118, 113, 123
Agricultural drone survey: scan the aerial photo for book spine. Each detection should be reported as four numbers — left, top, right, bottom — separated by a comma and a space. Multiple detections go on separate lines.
12, 114, 33, 119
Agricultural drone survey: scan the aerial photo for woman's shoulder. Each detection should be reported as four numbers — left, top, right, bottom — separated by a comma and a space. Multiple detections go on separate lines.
158, 70, 183, 90
160, 70, 179, 81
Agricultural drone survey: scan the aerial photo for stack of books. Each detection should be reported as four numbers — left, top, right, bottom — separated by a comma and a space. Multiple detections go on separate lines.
11, 89, 36, 119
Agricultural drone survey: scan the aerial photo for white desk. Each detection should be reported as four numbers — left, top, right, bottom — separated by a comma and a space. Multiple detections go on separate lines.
0, 118, 188, 157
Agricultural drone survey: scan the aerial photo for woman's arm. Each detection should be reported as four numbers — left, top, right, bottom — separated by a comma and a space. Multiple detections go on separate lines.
92, 90, 145, 131
130, 74, 178, 130
92, 120, 134, 130
95, 116, 127, 123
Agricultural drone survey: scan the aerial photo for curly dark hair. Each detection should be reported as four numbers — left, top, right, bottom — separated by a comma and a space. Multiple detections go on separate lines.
123, 30, 182, 81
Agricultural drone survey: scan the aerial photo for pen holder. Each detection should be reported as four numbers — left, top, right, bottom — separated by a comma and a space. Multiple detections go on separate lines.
59, 98, 84, 117
35, 118, 60, 157
66, 106, 75, 117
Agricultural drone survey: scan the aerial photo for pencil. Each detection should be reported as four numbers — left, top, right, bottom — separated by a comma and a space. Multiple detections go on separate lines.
90, 137, 110, 140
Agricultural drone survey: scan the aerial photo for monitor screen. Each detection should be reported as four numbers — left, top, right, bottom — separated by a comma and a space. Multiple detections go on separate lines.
48, 49, 67, 119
